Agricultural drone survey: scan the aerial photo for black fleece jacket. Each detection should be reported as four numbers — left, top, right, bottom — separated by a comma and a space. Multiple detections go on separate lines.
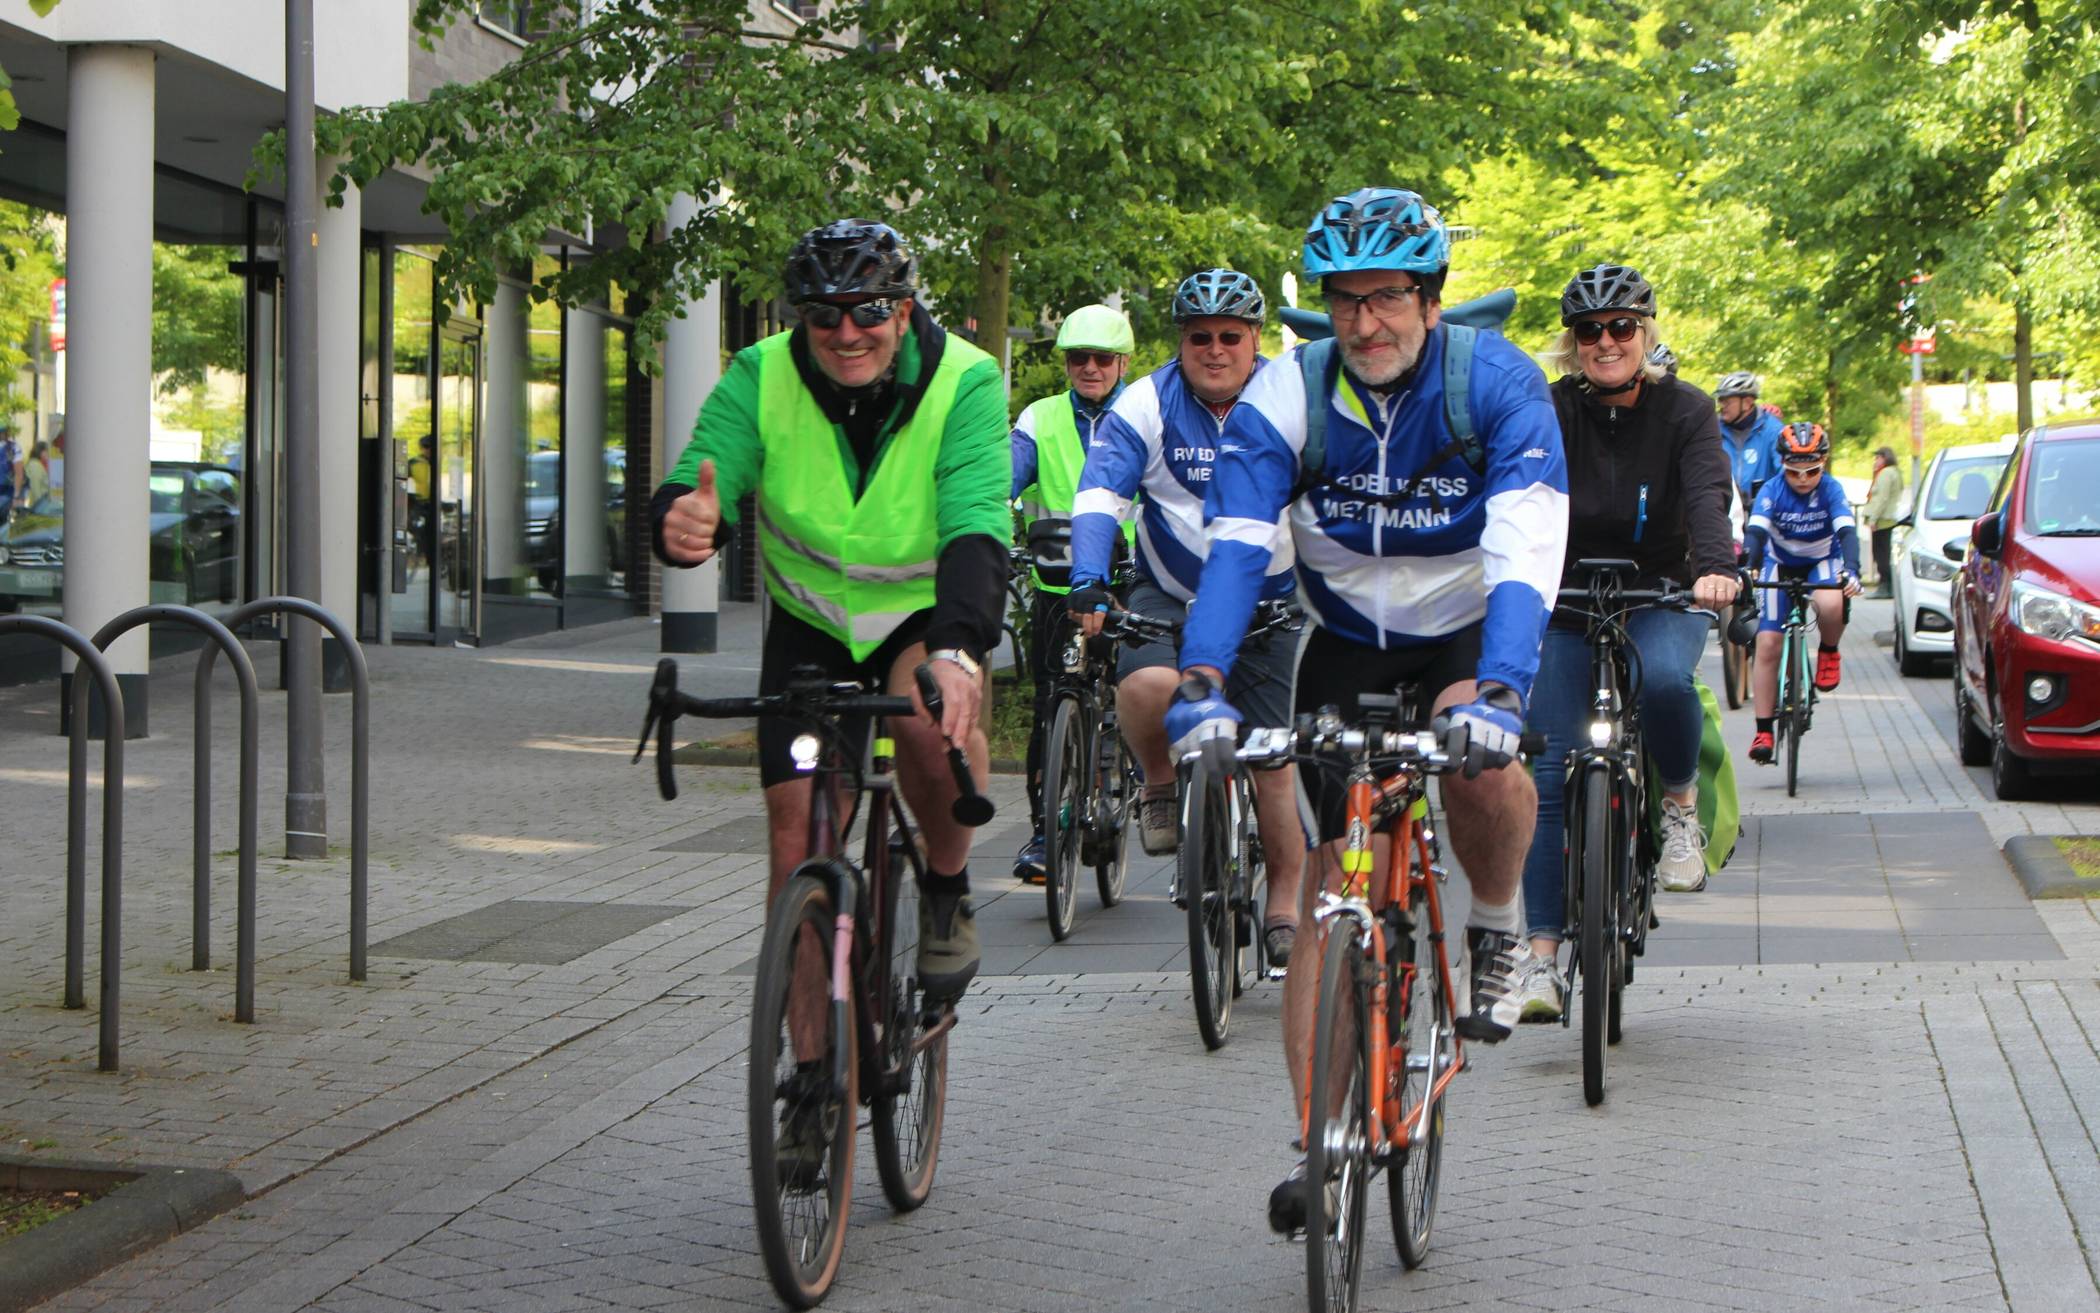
1548, 373, 1736, 604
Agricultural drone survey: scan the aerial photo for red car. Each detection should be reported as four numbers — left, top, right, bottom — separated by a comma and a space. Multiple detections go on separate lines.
1952, 416, 2100, 798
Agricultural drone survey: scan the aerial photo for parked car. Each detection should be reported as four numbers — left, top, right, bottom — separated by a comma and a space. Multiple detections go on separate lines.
0, 461, 240, 613
524, 448, 629, 592
1951, 418, 2100, 798
1892, 438, 2017, 675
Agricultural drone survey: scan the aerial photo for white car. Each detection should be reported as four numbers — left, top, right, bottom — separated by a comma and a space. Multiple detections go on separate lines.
1891, 438, 2016, 675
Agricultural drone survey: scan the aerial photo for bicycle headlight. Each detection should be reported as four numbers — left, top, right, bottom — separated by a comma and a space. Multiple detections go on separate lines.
2009, 579, 2100, 647
790, 733, 822, 773
1061, 631, 1085, 674
1909, 550, 1956, 582
1589, 721, 1612, 749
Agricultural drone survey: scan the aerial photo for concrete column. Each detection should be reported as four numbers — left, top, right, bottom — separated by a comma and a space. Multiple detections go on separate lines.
660, 193, 721, 652
562, 307, 607, 585
316, 160, 361, 688
62, 45, 155, 736
482, 282, 527, 591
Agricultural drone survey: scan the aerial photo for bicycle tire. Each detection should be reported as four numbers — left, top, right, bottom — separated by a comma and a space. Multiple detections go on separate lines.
1388, 876, 1447, 1268
1306, 923, 1372, 1313
1181, 751, 1234, 1050
1785, 632, 1805, 797
1721, 632, 1745, 710
1232, 771, 1263, 1000
1580, 764, 1613, 1107
1095, 730, 1133, 908
748, 873, 855, 1309
1043, 697, 1085, 942
871, 855, 946, 1212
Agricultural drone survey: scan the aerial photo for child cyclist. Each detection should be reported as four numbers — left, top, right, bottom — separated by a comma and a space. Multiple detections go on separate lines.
1744, 420, 1862, 763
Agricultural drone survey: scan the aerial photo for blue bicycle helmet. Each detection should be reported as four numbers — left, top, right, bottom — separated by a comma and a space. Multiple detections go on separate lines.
1302, 187, 1450, 281
1172, 269, 1265, 324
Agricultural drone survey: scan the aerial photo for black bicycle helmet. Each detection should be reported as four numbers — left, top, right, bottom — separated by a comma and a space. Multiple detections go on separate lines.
1560, 263, 1657, 325
784, 219, 916, 305
1172, 269, 1265, 324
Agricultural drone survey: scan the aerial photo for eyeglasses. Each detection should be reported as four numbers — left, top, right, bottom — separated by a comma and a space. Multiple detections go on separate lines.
1572, 316, 1642, 345
1183, 329, 1247, 348
798, 298, 900, 330
1782, 462, 1825, 478
1065, 350, 1119, 369
1322, 285, 1422, 321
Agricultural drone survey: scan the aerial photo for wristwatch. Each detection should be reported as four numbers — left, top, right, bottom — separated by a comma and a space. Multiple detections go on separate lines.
927, 648, 982, 680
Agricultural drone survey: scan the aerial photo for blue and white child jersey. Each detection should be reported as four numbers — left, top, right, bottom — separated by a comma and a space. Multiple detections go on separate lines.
1069, 358, 1295, 602
1182, 326, 1569, 700
1746, 474, 1856, 569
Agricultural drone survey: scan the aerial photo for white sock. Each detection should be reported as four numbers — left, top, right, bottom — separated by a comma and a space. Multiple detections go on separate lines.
1468, 893, 1523, 939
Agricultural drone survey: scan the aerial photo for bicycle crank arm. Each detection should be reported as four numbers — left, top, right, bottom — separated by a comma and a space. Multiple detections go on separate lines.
911, 1008, 959, 1054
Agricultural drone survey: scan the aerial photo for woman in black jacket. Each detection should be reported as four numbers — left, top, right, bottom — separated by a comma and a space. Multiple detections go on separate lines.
1510, 265, 1741, 1022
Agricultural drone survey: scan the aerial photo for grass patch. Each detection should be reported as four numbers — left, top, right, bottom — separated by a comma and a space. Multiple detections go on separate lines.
988, 671, 1034, 765
2052, 836, 2100, 881
1, 1184, 102, 1238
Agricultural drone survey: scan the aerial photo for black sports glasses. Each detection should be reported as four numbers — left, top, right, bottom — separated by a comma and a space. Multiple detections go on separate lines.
799, 298, 900, 330
1322, 285, 1422, 319
1065, 350, 1119, 368
1572, 316, 1642, 345
1183, 329, 1247, 348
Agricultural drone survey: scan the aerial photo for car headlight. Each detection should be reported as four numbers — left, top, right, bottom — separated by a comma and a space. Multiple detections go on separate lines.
1910, 551, 1957, 582
2009, 579, 2100, 646
0, 545, 9, 565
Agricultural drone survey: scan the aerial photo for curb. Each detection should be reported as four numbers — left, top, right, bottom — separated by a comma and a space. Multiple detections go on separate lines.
2003, 835, 2100, 900
674, 745, 1025, 776
0, 1157, 245, 1313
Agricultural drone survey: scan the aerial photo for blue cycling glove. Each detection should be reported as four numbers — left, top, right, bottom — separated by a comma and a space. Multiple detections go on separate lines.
1165, 674, 1241, 759
1432, 685, 1525, 779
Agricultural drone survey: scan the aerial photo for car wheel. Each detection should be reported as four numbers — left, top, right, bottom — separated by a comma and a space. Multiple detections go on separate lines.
1954, 671, 1992, 767
1989, 707, 2034, 801
1895, 620, 1931, 677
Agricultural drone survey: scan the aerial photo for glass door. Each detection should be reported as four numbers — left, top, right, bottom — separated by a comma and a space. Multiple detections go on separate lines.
436, 331, 483, 642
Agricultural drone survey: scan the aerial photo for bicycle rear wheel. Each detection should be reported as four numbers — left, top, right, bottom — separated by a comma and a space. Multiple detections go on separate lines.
1094, 730, 1133, 909
1579, 765, 1614, 1107
748, 873, 855, 1309
1388, 877, 1448, 1268
1180, 750, 1235, 1050
1306, 923, 1372, 1313
871, 857, 946, 1212
1043, 697, 1086, 941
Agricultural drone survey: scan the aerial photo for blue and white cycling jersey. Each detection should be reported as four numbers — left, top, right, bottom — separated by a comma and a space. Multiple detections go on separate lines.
1746, 474, 1857, 570
1069, 358, 1295, 602
1722, 410, 1783, 499
1183, 325, 1569, 700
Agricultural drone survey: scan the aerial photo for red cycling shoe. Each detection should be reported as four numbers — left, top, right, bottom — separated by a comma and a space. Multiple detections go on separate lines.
1815, 648, 1842, 691
1748, 730, 1775, 765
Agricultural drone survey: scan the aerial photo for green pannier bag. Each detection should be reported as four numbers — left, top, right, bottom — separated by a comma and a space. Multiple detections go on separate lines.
1646, 678, 1740, 875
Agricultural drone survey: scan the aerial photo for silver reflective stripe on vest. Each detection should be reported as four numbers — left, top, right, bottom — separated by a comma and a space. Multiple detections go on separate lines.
763, 557, 917, 646
758, 500, 937, 584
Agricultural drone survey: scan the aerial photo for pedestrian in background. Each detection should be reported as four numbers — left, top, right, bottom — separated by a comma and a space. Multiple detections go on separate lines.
21, 438, 50, 509
1864, 445, 1904, 598
0, 421, 18, 528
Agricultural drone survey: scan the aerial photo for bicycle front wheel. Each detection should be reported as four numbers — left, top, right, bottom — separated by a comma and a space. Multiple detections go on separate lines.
1785, 635, 1805, 797
1095, 729, 1134, 909
1043, 696, 1086, 942
1306, 922, 1372, 1313
1579, 764, 1614, 1108
1180, 751, 1235, 1050
749, 873, 856, 1309
1388, 876, 1448, 1268
871, 859, 946, 1212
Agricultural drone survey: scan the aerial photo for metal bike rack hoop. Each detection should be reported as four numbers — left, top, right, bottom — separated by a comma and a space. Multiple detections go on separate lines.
0, 615, 126, 1071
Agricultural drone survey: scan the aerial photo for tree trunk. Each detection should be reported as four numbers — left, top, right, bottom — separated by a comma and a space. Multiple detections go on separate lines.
1823, 348, 1839, 432
976, 231, 1011, 384
2014, 297, 2034, 434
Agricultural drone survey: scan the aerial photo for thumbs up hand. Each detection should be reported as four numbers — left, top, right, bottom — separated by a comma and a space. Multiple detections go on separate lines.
663, 460, 721, 565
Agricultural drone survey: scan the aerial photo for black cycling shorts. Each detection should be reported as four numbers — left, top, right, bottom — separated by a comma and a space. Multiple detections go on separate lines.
757, 605, 934, 788
1294, 622, 1484, 843
1115, 579, 1298, 730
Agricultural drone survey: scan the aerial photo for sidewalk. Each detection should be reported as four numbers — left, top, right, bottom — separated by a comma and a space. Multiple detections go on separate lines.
2, 600, 2096, 1311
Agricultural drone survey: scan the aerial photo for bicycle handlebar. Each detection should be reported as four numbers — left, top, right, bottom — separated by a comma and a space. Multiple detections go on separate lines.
1747, 577, 1851, 591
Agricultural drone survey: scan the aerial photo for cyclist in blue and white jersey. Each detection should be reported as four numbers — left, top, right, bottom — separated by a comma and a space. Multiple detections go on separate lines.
1743, 420, 1861, 763
1716, 371, 1783, 505
1065, 270, 1308, 967
1161, 188, 1568, 1231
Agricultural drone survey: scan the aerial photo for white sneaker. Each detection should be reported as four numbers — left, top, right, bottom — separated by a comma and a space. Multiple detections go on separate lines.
1513, 952, 1565, 1023
1658, 797, 1708, 893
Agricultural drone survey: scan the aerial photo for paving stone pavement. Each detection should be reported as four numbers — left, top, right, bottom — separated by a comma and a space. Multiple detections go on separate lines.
2, 598, 2097, 1311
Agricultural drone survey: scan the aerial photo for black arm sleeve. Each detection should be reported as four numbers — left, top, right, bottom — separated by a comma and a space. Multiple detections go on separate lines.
924, 533, 1008, 663
1680, 412, 1738, 580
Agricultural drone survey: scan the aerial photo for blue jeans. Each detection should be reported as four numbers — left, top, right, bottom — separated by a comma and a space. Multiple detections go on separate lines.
1521, 609, 1711, 940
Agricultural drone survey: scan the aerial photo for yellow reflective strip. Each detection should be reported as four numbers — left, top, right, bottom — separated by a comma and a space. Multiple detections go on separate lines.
873, 737, 895, 760
1342, 849, 1374, 874
1407, 796, 1428, 822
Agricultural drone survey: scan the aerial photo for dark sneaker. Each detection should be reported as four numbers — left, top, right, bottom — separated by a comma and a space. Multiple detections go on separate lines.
1748, 730, 1775, 765
1139, 793, 1178, 855
1264, 923, 1296, 970
917, 887, 980, 1004
1013, 834, 1047, 884
1815, 648, 1843, 691
1456, 928, 1523, 1043
775, 1065, 835, 1192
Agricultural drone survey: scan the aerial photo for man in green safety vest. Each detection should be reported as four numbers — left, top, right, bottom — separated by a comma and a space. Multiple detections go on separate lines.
653, 219, 1010, 1010
1008, 303, 1134, 882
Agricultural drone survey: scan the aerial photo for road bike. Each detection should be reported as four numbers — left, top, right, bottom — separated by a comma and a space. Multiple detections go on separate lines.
1749, 574, 1850, 797
1553, 559, 1711, 1106
634, 660, 994, 1308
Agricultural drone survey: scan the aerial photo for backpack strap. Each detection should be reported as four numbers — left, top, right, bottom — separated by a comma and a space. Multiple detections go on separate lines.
1293, 337, 1337, 500
1441, 322, 1483, 474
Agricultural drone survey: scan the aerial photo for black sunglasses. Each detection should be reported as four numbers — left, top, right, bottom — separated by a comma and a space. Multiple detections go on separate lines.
1572, 316, 1642, 345
799, 298, 900, 330
1065, 350, 1119, 369
1183, 329, 1247, 348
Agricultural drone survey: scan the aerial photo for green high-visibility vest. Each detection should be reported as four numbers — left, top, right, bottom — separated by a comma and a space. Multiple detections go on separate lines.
1015, 390, 1132, 594
753, 330, 985, 659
